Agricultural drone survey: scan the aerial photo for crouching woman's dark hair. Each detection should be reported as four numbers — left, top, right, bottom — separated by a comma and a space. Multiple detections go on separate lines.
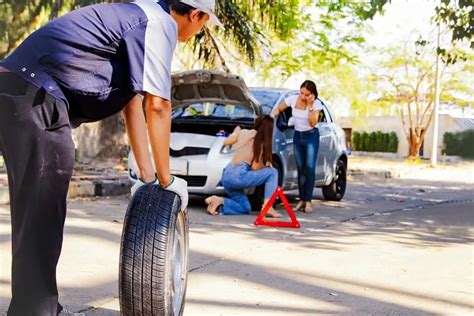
252, 115, 274, 166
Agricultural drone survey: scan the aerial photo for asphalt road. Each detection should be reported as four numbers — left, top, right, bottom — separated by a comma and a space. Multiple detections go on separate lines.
0, 175, 473, 315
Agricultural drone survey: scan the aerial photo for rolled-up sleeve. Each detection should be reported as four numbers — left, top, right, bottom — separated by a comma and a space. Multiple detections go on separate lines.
122, 18, 177, 100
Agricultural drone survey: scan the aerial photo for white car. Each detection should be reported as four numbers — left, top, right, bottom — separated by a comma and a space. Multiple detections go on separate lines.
129, 70, 348, 203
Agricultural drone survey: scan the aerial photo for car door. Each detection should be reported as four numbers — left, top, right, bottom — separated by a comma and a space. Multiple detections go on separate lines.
315, 105, 335, 185
278, 92, 299, 188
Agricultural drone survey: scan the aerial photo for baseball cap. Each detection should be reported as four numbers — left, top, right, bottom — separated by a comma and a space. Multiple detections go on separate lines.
178, 0, 224, 29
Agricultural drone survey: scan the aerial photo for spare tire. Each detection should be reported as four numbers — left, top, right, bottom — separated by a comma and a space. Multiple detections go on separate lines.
119, 184, 189, 316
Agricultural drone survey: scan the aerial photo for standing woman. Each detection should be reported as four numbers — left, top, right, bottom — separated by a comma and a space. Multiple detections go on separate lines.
270, 80, 322, 213
205, 116, 282, 218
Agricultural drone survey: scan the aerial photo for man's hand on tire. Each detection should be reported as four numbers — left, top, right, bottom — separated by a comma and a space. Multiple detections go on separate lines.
131, 177, 159, 196
161, 176, 188, 211
131, 175, 188, 211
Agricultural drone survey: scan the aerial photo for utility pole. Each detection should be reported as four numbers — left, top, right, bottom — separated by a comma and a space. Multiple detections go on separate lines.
431, 19, 441, 166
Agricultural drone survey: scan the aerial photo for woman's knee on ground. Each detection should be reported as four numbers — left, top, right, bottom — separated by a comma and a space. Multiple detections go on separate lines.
242, 199, 252, 213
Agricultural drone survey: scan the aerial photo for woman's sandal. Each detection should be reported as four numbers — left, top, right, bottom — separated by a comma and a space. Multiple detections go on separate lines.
303, 202, 314, 213
265, 208, 283, 218
295, 201, 305, 212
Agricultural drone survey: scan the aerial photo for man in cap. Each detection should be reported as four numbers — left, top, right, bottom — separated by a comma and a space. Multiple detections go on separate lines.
0, 0, 223, 314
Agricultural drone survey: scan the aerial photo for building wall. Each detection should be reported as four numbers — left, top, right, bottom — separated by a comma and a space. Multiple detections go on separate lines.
337, 114, 470, 159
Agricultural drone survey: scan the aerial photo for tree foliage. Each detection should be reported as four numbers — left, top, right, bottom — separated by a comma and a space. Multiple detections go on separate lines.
368, 33, 473, 159
186, 0, 394, 71
436, 0, 473, 48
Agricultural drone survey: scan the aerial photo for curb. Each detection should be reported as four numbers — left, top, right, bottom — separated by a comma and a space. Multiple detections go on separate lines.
0, 178, 131, 205
348, 169, 397, 179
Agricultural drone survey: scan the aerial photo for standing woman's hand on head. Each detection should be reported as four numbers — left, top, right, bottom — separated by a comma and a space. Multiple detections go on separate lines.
306, 93, 315, 109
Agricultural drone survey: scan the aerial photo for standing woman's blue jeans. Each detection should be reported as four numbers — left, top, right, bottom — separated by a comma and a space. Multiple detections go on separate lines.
221, 162, 278, 215
293, 128, 320, 201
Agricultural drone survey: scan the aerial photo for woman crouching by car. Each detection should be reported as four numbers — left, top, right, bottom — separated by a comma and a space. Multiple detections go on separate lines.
205, 115, 282, 218
270, 80, 322, 213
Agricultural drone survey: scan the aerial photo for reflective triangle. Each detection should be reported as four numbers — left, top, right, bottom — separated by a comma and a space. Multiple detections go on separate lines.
254, 187, 301, 228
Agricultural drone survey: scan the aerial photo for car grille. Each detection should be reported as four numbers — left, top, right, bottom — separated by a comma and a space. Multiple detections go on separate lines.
170, 147, 210, 157
178, 175, 207, 187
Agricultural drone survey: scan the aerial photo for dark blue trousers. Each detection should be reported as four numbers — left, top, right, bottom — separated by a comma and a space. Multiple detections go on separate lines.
0, 72, 73, 316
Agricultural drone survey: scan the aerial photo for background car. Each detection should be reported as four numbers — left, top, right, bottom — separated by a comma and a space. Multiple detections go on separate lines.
129, 70, 348, 204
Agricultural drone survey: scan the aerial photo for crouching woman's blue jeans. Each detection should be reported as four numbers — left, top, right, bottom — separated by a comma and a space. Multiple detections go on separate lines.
220, 162, 278, 215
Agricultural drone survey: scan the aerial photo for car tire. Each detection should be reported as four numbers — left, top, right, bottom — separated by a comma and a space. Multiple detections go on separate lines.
249, 161, 283, 210
119, 184, 189, 316
322, 159, 346, 201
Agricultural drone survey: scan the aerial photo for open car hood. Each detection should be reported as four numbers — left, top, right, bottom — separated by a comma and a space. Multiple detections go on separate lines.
171, 70, 260, 113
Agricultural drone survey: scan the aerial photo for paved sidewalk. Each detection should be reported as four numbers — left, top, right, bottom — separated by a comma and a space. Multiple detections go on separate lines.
349, 155, 474, 183
0, 159, 130, 205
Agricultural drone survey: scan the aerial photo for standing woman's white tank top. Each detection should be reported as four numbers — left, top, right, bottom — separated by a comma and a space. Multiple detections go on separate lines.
283, 95, 323, 132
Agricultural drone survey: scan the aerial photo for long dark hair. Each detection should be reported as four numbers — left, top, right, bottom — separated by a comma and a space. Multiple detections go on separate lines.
252, 115, 274, 166
301, 80, 318, 99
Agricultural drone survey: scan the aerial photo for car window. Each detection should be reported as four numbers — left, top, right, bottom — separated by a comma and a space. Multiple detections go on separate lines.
317, 100, 333, 123
250, 90, 281, 108
319, 108, 327, 123
173, 102, 255, 120
324, 106, 333, 122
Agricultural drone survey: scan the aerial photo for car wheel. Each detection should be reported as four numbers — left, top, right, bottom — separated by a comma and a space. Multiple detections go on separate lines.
322, 159, 346, 201
119, 184, 188, 316
249, 161, 283, 210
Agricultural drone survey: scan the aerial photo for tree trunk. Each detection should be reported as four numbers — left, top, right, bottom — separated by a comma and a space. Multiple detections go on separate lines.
97, 113, 128, 159
72, 113, 128, 162
408, 129, 423, 159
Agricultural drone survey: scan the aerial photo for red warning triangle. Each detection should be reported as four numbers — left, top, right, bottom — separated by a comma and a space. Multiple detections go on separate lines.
254, 187, 301, 228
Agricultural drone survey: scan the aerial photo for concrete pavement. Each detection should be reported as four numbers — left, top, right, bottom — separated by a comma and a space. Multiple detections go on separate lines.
1, 174, 473, 315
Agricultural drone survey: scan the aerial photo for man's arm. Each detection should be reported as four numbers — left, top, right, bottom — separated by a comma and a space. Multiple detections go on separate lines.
143, 92, 173, 187
122, 95, 155, 182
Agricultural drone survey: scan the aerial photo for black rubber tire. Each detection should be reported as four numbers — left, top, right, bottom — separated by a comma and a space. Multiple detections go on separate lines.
322, 159, 347, 201
119, 184, 189, 316
249, 161, 283, 210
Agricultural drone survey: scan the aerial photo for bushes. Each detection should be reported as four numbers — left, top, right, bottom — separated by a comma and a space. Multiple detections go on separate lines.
352, 131, 398, 153
443, 130, 474, 159
388, 132, 399, 153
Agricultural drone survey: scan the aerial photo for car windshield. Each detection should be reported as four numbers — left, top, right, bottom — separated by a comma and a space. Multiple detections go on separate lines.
250, 90, 282, 115
173, 102, 255, 120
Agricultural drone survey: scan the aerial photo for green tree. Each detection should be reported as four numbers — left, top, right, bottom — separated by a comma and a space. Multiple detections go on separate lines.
0, 0, 390, 159
436, 0, 473, 48
369, 32, 473, 159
